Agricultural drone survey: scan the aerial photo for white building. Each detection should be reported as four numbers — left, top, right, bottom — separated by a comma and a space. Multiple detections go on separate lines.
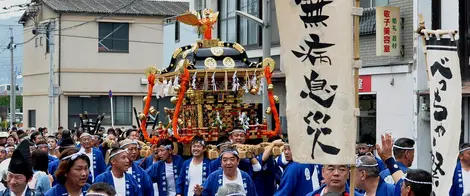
19, 0, 188, 130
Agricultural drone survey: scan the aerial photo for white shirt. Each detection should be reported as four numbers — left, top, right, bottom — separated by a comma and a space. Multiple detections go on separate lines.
84, 149, 94, 179
112, 171, 127, 196
127, 166, 133, 175
165, 162, 176, 196
222, 168, 244, 188
187, 159, 203, 196
463, 169, 470, 195
9, 186, 27, 196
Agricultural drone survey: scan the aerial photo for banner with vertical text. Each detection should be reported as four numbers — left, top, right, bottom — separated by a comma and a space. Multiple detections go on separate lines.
275, 0, 356, 164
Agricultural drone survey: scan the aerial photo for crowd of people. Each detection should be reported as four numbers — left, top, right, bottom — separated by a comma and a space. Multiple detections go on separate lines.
0, 125, 467, 196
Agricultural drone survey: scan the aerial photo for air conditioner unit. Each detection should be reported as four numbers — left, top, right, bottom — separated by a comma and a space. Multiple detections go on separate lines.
141, 78, 148, 85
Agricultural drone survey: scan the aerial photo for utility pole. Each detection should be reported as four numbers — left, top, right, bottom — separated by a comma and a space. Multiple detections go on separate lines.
261, 0, 272, 130
8, 28, 16, 128
236, 0, 272, 129
48, 22, 55, 132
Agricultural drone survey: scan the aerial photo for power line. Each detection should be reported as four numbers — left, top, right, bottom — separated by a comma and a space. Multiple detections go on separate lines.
55, 0, 139, 32
59, 34, 163, 45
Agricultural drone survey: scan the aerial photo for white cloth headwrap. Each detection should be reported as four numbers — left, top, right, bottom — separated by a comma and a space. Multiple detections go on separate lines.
459, 147, 470, 153
403, 174, 433, 185
62, 148, 86, 161
109, 149, 128, 159
86, 193, 108, 196
393, 144, 414, 150
120, 140, 138, 148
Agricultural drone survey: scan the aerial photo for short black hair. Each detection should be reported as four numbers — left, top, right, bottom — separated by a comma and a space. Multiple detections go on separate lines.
216, 136, 231, 150
191, 135, 205, 146
393, 138, 415, 158
157, 139, 173, 150
30, 132, 42, 142
359, 133, 375, 145
32, 150, 49, 174
404, 169, 432, 195
268, 135, 282, 142
88, 182, 117, 196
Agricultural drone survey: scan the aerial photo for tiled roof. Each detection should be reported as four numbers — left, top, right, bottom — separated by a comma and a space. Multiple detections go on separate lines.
360, 8, 376, 35
41, 0, 189, 17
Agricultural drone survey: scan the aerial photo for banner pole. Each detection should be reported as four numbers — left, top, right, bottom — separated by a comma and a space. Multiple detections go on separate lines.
350, 0, 361, 195
417, 14, 430, 82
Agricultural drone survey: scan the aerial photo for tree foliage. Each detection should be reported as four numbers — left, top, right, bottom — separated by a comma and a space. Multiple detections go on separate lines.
0, 96, 23, 111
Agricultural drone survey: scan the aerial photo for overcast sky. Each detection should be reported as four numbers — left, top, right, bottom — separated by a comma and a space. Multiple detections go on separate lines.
0, 0, 29, 20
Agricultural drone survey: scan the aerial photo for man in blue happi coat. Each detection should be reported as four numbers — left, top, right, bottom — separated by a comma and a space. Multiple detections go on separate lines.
353, 155, 395, 196
356, 134, 386, 172
379, 137, 414, 184
136, 143, 159, 170
275, 144, 321, 196
306, 164, 363, 196
146, 139, 184, 196
376, 133, 432, 196
35, 140, 57, 163
119, 139, 154, 196
210, 130, 261, 175
79, 132, 106, 183
450, 143, 470, 196
48, 138, 78, 186
95, 147, 141, 196
252, 138, 284, 196
176, 136, 211, 196
193, 147, 257, 196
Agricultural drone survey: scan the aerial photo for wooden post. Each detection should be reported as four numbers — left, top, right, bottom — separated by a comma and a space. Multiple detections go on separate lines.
350, 0, 361, 195
417, 14, 430, 81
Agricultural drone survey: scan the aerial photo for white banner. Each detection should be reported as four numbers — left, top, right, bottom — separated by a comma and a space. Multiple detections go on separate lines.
275, 0, 356, 164
425, 35, 461, 195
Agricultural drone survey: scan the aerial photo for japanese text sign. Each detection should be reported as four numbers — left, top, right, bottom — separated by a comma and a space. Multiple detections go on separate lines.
376, 6, 400, 56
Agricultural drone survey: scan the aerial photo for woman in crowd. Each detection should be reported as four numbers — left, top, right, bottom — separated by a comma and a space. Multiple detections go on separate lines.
45, 148, 91, 196
6, 135, 15, 147
29, 150, 52, 194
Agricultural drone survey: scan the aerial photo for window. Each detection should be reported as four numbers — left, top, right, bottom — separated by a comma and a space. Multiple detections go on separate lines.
219, 0, 262, 46
46, 30, 50, 53
360, 0, 388, 8
175, 21, 180, 42
239, 0, 260, 46
68, 96, 132, 129
195, 0, 206, 11
219, 0, 237, 42
28, 110, 36, 127
40, 37, 42, 46
431, 0, 441, 30
98, 22, 129, 52
148, 97, 172, 123
35, 38, 38, 47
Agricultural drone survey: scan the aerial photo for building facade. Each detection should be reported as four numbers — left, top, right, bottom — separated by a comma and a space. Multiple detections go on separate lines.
20, 0, 188, 130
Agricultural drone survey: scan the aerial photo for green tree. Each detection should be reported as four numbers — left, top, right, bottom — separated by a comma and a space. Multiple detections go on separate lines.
0, 96, 23, 111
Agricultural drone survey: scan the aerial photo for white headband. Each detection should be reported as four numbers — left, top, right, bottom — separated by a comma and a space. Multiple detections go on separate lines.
109, 149, 128, 159
460, 147, 470, 153
80, 133, 91, 139
404, 174, 432, 185
161, 144, 172, 150
120, 141, 138, 148
86, 193, 108, 196
229, 129, 246, 135
224, 193, 246, 196
219, 150, 239, 158
62, 149, 86, 161
393, 144, 414, 150
356, 159, 379, 167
